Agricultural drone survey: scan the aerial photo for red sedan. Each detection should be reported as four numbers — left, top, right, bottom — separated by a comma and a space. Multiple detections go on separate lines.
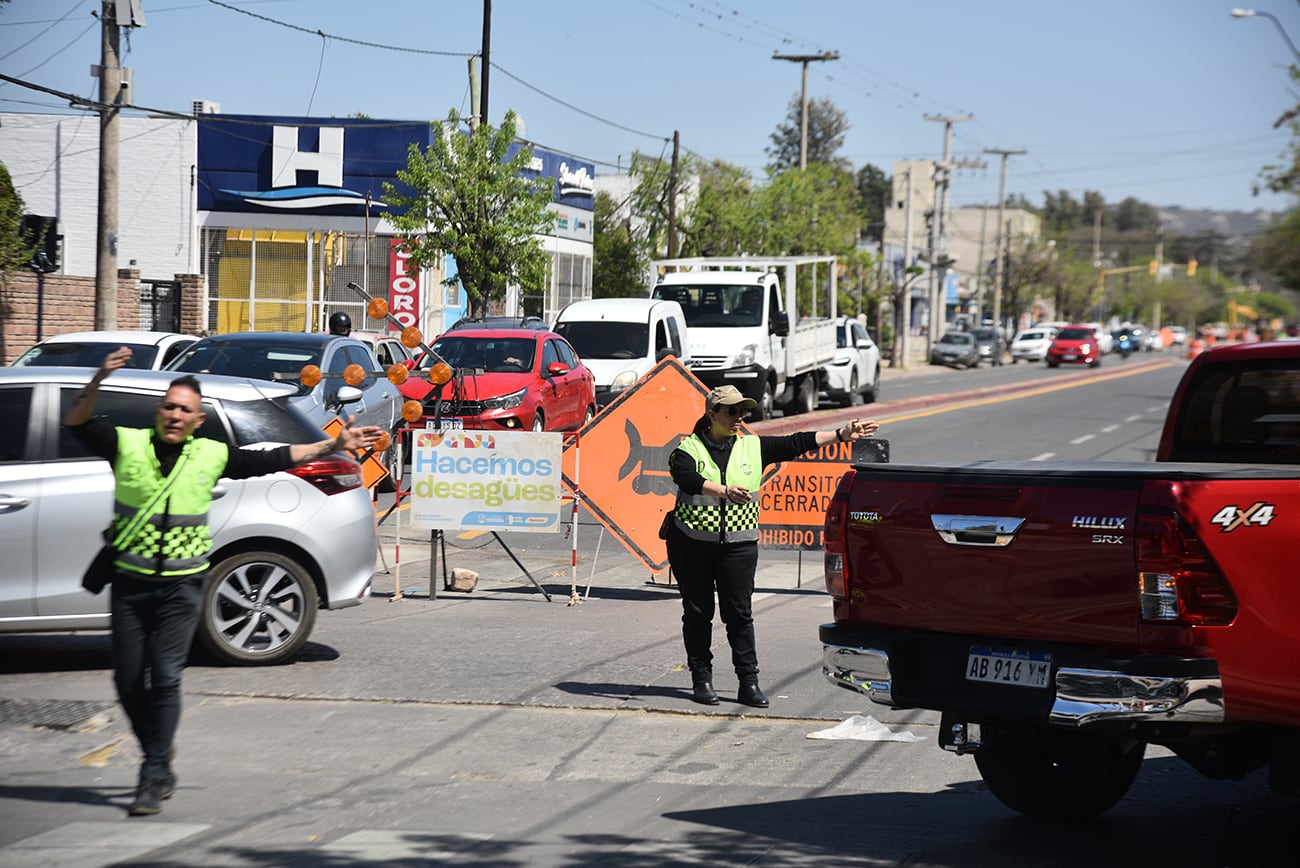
404, 327, 596, 432
1045, 324, 1103, 368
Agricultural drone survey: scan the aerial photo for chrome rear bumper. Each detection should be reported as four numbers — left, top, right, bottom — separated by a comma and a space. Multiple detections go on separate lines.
822, 644, 1225, 727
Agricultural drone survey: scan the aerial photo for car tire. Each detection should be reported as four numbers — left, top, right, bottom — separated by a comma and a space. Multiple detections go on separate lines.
377, 444, 399, 493
747, 381, 773, 422
1046, 361, 1059, 369
197, 551, 319, 666
531, 411, 545, 432
839, 370, 860, 408
863, 366, 880, 404
796, 375, 818, 415
581, 405, 595, 428
974, 722, 1145, 819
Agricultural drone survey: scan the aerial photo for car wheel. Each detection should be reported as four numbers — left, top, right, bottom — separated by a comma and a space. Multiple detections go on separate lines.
841, 370, 862, 407
974, 722, 1145, 818
796, 375, 817, 415
197, 551, 319, 666
581, 405, 595, 428
1046, 361, 1059, 369
377, 444, 399, 493
863, 366, 880, 404
750, 381, 774, 422
531, 411, 545, 432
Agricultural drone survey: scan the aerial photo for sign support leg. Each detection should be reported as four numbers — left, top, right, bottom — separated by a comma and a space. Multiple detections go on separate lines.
490, 532, 552, 602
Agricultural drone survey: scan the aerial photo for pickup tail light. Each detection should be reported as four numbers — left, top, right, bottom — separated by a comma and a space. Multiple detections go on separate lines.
288, 457, 364, 495
823, 471, 855, 599
1136, 511, 1237, 626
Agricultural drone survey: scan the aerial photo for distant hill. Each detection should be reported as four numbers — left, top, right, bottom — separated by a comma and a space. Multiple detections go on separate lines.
1156, 206, 1279, 241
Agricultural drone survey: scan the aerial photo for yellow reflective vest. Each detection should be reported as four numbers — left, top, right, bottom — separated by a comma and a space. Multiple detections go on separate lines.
671, 433, 762, 543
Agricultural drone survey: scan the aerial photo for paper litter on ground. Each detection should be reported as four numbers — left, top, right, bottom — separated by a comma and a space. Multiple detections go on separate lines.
806, 714, 925, 742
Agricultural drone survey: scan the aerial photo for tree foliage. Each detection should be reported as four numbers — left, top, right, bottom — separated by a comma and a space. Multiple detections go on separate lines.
766, 95, 850, 174
680, 159, 758, 257
856, 163, 891, 242
383, 110, 555, 319
592, 190, 647, 299
0, 159, 28, 362
1253, 207, 1300, 291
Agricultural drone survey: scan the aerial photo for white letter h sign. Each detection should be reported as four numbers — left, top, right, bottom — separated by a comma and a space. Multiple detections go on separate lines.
272, 126, 343, 188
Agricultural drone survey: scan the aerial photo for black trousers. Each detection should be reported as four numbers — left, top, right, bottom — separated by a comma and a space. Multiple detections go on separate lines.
109, 571, 205, 781
666, 530, 760, 679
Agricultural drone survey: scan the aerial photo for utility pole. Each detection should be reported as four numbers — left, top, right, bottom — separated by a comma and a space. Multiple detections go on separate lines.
985, 148, 1026, 364
94, 0, 145, 329
899, 166, 914, 369
772, 50, 839, 170
923, 114, 979, 356
667, 130, 680, 258
480, 0, 492, 128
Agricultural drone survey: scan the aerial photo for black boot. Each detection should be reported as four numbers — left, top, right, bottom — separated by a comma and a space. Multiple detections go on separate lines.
691, 672, 720, 705
738, 678, 769, 708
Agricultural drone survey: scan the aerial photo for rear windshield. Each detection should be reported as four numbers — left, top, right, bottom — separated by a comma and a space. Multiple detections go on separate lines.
554, 320, 648, 360
16, 341, 160, 369
57, 387, 321, 460
170, 340, 321, 379
1056, 327, 1092, 340
1168, 358, 1300, 464
1018, 331, 1046, 341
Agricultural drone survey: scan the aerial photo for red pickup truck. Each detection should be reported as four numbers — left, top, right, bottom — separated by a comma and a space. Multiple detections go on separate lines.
820, 341, 1300, 817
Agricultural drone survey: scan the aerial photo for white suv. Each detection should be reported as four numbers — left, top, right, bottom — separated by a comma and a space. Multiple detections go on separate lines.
0, 368, 377, 665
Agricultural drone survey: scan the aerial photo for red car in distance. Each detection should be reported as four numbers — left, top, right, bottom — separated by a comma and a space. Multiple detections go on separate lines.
402, 327, 597, 432
1045, 324, 1103, 368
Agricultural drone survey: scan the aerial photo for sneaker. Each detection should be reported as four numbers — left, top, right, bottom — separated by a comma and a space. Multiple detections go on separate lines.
128, 778, 168, 816
159, 773, 177, 800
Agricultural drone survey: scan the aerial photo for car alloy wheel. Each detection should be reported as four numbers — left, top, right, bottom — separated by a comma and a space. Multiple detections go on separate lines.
197, 551, 319, 665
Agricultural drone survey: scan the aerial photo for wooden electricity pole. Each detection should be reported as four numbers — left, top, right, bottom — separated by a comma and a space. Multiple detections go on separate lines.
771, 50, 839, 169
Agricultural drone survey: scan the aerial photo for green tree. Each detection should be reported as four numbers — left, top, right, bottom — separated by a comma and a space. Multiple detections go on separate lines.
383, 110, 555, 319
856, 163, 891, 243
627, 149, 697, 259
1253, 205, 1300, 291
680, 159, 758, 257
757, 163, 859, 260
0, 159, 29, 363
592, 190, 647, 299
766, 95, 850, 174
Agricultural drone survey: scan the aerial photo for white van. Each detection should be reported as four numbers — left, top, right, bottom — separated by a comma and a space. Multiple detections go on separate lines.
553, 297, 690, 407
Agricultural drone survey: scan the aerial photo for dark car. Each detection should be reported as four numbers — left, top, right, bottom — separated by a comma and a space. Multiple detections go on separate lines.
968, 327, 1004, 366
167, 332, 402, 483
409, 327, 597, 432
929, 331, 980, 368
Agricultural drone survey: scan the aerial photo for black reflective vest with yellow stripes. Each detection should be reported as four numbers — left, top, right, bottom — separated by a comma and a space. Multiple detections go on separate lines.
671, 432, 762, 543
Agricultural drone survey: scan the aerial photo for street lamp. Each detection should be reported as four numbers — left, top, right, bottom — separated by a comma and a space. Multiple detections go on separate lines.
1231, 8, 1300, 63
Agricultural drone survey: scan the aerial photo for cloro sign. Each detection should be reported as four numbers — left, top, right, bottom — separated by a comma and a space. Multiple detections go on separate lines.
409, 429, 563, 532
388, 239, 421, 330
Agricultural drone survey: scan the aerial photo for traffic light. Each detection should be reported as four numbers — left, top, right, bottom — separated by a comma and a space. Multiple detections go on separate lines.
1187, 259, 1197, 277
1148, 259, 1159, 277
19, 215, 62, 274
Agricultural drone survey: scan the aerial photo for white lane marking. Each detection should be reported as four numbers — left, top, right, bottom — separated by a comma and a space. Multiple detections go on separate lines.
1101, 424, 1119, 433
1147, 405, 1163, 413
3, 822, 210, 868
1124, 414, 1141, 423
1069, 434, 1096, 445
1030, 452, 1055, 461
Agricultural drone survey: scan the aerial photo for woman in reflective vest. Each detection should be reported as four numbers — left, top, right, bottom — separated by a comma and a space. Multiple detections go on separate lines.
666, 385, 879, 708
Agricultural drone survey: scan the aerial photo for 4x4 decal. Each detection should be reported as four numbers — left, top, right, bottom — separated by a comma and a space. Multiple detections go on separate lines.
1209, 501, 1277, 532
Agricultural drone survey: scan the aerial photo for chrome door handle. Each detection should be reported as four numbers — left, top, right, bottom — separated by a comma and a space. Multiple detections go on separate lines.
931, 514, 1025, 547
0, 494, 31, 512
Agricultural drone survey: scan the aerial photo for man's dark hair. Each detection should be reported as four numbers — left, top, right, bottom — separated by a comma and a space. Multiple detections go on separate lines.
169, 374, 203, 397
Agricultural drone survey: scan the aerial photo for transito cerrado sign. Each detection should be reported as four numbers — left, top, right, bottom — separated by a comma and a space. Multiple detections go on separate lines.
758, 438, 889, 550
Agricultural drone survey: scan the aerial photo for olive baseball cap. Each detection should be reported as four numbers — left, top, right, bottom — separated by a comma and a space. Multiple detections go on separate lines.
706, 385, 758, 411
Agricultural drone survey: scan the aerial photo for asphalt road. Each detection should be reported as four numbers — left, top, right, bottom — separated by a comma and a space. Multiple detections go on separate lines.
1, 349, 1291, 867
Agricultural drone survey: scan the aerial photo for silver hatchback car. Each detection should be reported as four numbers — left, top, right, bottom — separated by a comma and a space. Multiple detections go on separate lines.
0, 368, 377, 665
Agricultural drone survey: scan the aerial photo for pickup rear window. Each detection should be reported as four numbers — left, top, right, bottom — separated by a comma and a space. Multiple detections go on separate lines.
1167, 358, 1300, 464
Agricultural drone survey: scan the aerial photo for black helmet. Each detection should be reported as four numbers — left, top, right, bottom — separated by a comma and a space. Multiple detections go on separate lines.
328, 311, 352, 336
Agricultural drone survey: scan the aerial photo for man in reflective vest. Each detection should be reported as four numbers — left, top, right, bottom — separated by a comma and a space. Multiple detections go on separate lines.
666, 385, 879, 707
65, 347, 383, 817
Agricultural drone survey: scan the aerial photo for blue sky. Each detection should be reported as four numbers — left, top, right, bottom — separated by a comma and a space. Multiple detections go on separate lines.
2, 0, 1297, 214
